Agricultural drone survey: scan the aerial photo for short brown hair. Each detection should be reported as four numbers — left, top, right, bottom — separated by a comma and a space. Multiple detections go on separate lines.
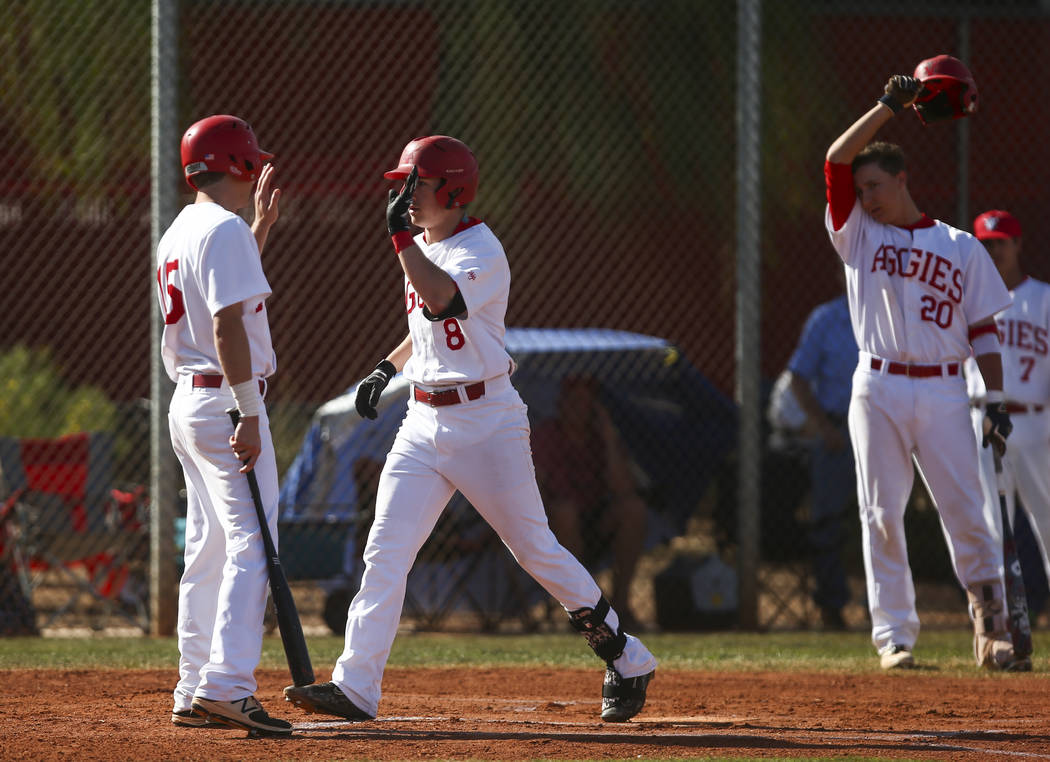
852, 141, 907, 176
189, 171, 226, 189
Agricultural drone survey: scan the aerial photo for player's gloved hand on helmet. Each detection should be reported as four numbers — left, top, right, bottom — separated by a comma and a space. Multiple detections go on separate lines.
879, 75, 922, 114
387, 165, 418, 236
355, 360, 396, 420
982, 402, 1013, 457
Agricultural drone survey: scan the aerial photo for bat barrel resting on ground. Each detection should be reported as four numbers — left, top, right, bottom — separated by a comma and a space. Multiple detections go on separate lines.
228, 408, 315, 687
992, 449, 1033, 670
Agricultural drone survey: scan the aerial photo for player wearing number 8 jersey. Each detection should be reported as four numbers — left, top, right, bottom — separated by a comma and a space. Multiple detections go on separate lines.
283, 136, 656, 722
825, 76, 1017, 670
965, 211, 1050, 594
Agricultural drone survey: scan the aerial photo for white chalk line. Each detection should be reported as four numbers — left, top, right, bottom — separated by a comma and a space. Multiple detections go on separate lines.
292, 714, 1050, 758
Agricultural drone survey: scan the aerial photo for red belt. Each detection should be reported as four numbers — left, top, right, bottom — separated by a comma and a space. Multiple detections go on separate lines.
1005, 402, 1045, 414
413, 381, 485, 407
192, 374, 266, 395
870, 357, 959, 378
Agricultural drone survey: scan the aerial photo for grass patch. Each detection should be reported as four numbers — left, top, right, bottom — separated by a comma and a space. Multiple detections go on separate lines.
0, 629, 1041, 675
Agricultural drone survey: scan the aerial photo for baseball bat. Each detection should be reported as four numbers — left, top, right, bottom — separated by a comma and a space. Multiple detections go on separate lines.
992, 448, 1033, 667
228, 408, 315, 687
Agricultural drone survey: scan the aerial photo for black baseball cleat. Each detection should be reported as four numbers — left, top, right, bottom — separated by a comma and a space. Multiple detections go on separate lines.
190, 696, 292, 736
283, 681, 374, 721
600, 667, 654, 722
1006, 655, 1033, 672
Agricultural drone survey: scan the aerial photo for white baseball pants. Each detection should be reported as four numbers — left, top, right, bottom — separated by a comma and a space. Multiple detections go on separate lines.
168, 375, 279, 709
849, 361, 1005, 654
972, 407, 1050, 581
331, 375, 656, 717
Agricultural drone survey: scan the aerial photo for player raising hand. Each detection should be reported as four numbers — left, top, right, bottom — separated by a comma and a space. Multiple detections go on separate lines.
824, 63, 1019, 671
284, 136, 657, 723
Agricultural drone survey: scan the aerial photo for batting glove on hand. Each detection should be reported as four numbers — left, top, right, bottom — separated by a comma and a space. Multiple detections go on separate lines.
982, 402, 1013, 457
879, 75, 922, 113
355, 360, 396, 420
387, 165, 418, 236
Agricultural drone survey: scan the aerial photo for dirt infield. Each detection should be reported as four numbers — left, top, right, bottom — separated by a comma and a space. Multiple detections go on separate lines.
3, 666, 1050, 760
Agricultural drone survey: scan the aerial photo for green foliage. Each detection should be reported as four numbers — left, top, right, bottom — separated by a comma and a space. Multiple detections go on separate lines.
0, 0, 149, 198
435, 0, 735, 221
0, 345, 117, 438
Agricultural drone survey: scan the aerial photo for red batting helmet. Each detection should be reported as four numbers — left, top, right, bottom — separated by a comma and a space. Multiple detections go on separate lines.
384, 136, 478, 209
912, 55, 978, 125
180, 115, 273, 190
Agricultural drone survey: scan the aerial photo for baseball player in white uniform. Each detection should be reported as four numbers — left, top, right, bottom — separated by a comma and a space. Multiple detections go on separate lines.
156, 115, 291, 734
284, 136, 656, 722
965, 210, 1050, 587
825, 76, 1017, 670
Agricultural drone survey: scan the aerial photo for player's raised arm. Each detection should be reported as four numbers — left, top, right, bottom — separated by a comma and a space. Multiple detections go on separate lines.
827, 76, 922, 164
387, 167, 459, 314
252, 163, 281, 254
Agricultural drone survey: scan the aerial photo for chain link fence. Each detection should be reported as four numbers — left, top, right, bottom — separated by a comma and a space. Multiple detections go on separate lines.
2, 0, 1048, 636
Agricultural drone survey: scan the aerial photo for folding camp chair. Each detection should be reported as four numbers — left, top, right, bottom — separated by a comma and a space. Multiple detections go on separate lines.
0, 433, 149, 632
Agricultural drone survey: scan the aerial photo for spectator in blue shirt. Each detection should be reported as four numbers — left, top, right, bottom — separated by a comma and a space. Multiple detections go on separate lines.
786, 283, 858, 630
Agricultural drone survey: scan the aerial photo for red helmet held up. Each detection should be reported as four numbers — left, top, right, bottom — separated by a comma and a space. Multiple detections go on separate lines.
180, 115, 273, 190
384, 136, 478, 209
912, 55, 978, 125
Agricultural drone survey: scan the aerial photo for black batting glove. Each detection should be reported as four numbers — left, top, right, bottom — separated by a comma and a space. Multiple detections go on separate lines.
982, 402, 1013, 457
355, 360, 396, 420
387, 165, 418, 236
879, 75, 922, 113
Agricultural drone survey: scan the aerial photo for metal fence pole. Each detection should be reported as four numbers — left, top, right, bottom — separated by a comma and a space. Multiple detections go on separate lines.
150, 0, 179, 637
735, 0, 762, 630
956, 14, 971, 228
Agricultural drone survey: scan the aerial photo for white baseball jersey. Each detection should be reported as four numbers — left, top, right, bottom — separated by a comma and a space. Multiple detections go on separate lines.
156, 202, 276, 382
965, 277, 1050, 404
965, 276, 1050, 584
824, 160, 1011, 656
826, 203, 1011, 363
402, 220, 513, 385
156, 200, 280, 710
328, 215, 656, 717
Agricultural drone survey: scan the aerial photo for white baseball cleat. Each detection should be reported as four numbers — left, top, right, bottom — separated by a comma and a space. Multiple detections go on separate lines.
879, 644, 915, 670
190, 695, 292, 736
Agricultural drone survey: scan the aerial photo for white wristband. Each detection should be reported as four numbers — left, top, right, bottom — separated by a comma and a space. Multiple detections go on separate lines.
985, 390, 1005, 405
231, 380, 264, 417
970, 330, 1001, 357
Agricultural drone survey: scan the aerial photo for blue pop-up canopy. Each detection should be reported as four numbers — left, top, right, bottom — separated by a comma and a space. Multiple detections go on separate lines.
280, 327, 736, 542
277, 327, 737, 629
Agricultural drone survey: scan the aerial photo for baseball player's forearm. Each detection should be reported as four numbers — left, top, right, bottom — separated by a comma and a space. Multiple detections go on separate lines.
385, 334, 413, 372
213, 303, 254, 387
214, 303, 263, 464
398, 247, 458, 315
974, 351, 1005, 394
253, 220, 272, 255
826, 103, 895, 164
